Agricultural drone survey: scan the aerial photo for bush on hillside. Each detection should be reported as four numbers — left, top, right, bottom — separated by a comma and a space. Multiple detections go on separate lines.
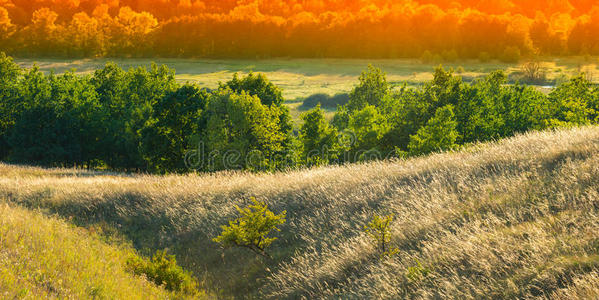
365, 214, 399, 258
127, 250, 198, 295
126, 250, 199, 295
213, 198, 286, 259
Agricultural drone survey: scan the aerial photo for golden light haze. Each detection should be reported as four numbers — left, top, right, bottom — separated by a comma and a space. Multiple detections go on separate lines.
1, 1, 599, 58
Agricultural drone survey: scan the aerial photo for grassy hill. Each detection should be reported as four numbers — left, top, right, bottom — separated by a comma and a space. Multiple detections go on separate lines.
0, 203, 209, 299
2, 126, 599, 298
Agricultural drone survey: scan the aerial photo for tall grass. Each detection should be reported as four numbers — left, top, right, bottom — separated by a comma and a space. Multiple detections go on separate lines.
0, 203, 208, 299
2, 126, 599, 298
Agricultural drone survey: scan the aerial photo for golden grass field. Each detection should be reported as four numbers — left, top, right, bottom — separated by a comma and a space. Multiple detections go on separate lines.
2, 126, 599, 298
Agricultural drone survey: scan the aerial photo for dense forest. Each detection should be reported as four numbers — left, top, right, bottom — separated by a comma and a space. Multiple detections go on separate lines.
2, 0, 599, 58
1, 52, 598, 173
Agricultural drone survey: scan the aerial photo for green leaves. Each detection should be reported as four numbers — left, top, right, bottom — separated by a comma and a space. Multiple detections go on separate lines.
203, 90, 288, 171
347, 65, 389, 112
365, 214, 398, 258
408, 105, 459, 156
213, 198, 286, 258
299, 104, 339, 166
140, 84, 209, 173
222, 72, 284, 107
126, 249, 199, 295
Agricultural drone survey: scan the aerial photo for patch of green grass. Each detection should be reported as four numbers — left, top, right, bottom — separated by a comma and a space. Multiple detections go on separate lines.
0, 203, 209, 299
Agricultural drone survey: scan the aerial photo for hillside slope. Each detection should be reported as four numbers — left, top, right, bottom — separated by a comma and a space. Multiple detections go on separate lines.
2, 126, 599, 298
0, 203, 204, 299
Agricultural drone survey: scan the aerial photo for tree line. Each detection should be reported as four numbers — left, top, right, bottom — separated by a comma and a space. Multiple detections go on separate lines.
2, 0, 599, 59
1, 53, 598, 173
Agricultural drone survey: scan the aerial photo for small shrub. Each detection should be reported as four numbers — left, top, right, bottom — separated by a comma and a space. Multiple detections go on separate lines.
521, 61, 547, 84
126, 250, 199, 295
406, 259, 431, 282
365, 214, 399, 258
213, 197, 286, 259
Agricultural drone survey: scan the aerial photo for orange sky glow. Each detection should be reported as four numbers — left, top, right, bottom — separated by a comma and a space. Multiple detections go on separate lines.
2, 1, 599, 58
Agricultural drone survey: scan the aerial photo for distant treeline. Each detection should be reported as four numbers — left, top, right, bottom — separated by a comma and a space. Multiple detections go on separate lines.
2, 0, 599, 59
1, 53, 598, 173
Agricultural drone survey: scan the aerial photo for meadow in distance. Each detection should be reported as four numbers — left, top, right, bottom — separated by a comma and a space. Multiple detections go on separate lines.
4, 0, 599, 299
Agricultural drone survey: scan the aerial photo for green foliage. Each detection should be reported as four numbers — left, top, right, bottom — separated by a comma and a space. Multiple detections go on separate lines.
202, 89, 288, 171
213, 198, 286, 258
221, 72, 296, 164
408, 105, 459, 155
141, 84, 209, 173
547, 75, 598, 126
348, 105, 391, 159
347, 65, 389, 111
126, 249, 199, 295
0, 53, 22, 160
3, 53, 599, 174
299, 104, 339, 166
365, 214, 398, 258
7, 71, 105, 167
405, 259, 431, 282
223, 72, 284, 107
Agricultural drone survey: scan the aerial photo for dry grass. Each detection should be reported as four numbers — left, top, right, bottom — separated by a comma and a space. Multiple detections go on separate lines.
2, 126, 599, 298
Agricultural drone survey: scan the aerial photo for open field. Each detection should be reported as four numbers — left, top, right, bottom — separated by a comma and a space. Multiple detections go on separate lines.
14, 57, 599, 100
2, 126, 599, 298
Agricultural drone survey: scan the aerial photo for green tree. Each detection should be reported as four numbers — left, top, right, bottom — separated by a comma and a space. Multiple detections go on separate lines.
299, 104, 339, 166
347, 105, 390, 160
454, 71, 507, 143
382, 87, 431, 152
222, 72, 284, 107
213, 198, 286, 259
0, 52, 21, 160
347, 65, 389, 111
91, 63, 178, 171
8, 72, 104, 167
546, 75, 598, 126
408, 105, 459, 156
423, 66, 463, 110
141, 84, 209, 173
222, 72, 296, 167
202, 90, 287, 171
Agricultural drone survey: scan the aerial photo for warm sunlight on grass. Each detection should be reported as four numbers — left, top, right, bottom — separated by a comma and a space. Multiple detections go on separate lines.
2, 126, 599, 298
0, 203, 208, 299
